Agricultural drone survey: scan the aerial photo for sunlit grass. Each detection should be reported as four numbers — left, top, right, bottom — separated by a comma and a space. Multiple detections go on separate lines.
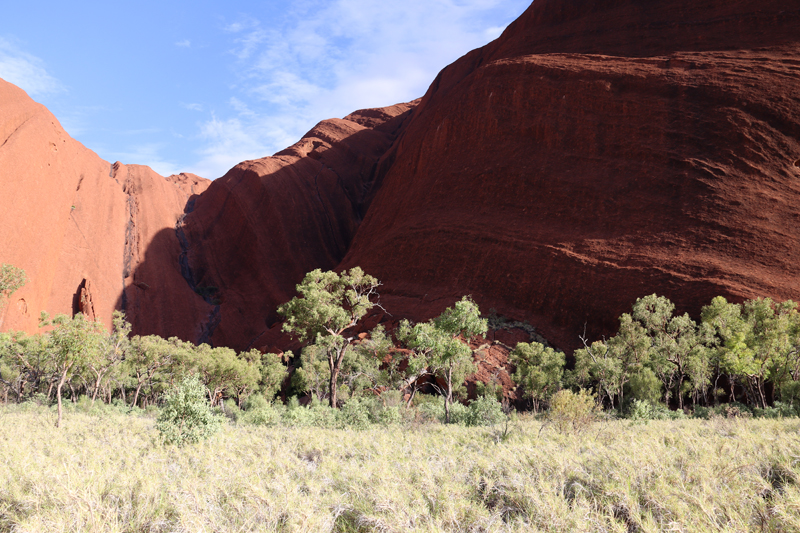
1, 406, 799, 532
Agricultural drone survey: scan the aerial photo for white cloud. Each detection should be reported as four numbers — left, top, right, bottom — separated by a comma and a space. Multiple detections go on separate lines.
175, 39, 191, 48
0, 37, 64, 96
181, 102, 204, 111
190, 0, 530, 179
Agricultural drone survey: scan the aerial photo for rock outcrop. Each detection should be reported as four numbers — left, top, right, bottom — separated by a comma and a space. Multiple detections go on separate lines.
4, 0, 800, 358
0, 78, 211, 340
339, 0, 800, 350
177, 103, 416, 350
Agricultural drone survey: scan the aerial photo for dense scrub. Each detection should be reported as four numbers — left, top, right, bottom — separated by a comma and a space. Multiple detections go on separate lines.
0, 405, 798, 532
3, 266, 800, 420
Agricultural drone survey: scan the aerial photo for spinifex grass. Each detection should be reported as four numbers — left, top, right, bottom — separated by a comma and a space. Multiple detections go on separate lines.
0, 406, 798, 532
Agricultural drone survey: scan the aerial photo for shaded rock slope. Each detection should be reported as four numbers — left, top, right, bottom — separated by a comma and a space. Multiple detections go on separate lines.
339, 0, 800, 350
177, 103, 416, 350
0, 79, 212, 340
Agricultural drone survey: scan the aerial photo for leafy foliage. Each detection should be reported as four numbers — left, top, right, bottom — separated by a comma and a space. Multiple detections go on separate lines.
0, 264, 26, 308
156, 374, 222, 446
510, 342, 564, 412
279, 267, 381, 407
547, 389, 599, 433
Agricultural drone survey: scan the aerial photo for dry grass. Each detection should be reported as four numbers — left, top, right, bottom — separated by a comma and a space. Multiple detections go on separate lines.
1, 406, 799, 532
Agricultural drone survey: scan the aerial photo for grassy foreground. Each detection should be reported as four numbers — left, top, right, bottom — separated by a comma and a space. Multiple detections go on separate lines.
1, 407, 799, 532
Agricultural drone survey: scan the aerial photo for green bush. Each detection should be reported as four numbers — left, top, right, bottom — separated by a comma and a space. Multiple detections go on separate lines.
467, 396, 506, 427
240, 403, 283, 426
156, 375, 223, 446
547, 389, 599, 433
416, 395, 445, 423
448, 402, 471, 425
337, 397, 371, 430
627, 400, 685, 422
753, 402, 798, 419
281, 397, 338, 428
693, 402, 753, 420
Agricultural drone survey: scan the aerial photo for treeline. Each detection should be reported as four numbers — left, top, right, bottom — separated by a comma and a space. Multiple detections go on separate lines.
2, 265, 800, 420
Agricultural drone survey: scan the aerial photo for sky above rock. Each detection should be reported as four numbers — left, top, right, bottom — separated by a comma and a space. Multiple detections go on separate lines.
0, 0, 529, 179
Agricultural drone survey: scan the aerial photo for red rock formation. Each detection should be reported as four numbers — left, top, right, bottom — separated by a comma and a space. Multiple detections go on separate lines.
339, 0, 800, 351
179, 103, 416, 350
0, 78, 211, 340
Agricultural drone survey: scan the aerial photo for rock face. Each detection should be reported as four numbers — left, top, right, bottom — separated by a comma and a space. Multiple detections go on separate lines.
178, 103, 416, 350
339, 0, 800, 350
4, 0, 800, 357
0, 78, 211, 340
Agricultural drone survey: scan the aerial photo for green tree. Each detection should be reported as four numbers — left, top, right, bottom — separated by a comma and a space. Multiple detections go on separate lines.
257, 350, 288, 401
40, 312, 104, 427
86, 310, 130, 405
278, 267, 381, 408
702, 296, 798, 408
126, 335, 183, 409
510, 341, 565, 412
632, 294, 713, 409
398, 297, 488, 423
571, 339, 624, 409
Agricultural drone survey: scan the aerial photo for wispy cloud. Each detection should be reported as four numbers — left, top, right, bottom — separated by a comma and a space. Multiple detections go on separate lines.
189, 0, 529, 179
0, 37, 64, 96
175, 39, 191, 48
181, 102, 204, 111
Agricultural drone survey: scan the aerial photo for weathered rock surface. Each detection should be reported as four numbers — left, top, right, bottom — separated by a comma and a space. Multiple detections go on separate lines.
0, 78, 211, 339
4, 0, 800, 360
178, 103, 416, 350
339, 0, 800, 350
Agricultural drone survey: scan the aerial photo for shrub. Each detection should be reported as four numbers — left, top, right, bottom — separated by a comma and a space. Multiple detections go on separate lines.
374, 405, 402, 426
448, 402, 471, 425
240, 403, 283, 426
750, 401, 798, 419
693, 402, 753, 420
337, 397, 371, 430
156, 375, 223, 446
627, 400, 685, 422
467, 396, 506, 427
547, 389, 599, 433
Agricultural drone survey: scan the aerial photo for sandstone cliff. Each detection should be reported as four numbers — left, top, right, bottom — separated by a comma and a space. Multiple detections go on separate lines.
0, 78, 212, 340
177, 103, 416, 350
339, 0, 800, 349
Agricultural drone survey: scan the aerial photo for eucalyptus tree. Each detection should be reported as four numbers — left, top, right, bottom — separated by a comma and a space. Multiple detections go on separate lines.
126, 334, 184, 409
85, 310, 131, 404
255, 350, 288, 402
278, 267, 381, 408
398, 296, 487, 423
703, 296, 798, 408
632, 294, 713, 409
40, 312, 104, 427
510, 341, 565, 412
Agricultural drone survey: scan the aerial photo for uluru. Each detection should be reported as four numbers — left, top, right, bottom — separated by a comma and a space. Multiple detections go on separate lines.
2, 0, 800, 357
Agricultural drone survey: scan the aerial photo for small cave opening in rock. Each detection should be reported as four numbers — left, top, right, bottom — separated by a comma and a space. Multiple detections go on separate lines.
794, 159, 800, 168
72, 279, 87, 316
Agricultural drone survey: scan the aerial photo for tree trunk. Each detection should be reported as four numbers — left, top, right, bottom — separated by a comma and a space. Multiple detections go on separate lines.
406, 387, 417, 409
91, 371, 103, 405
131, 381, 144, 409
55, 365, 71, 428
444, 367, 453, 424
329, 365, 340, 408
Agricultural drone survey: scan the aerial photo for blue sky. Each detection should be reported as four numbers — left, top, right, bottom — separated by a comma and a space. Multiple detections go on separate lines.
0, 0, 529, 179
